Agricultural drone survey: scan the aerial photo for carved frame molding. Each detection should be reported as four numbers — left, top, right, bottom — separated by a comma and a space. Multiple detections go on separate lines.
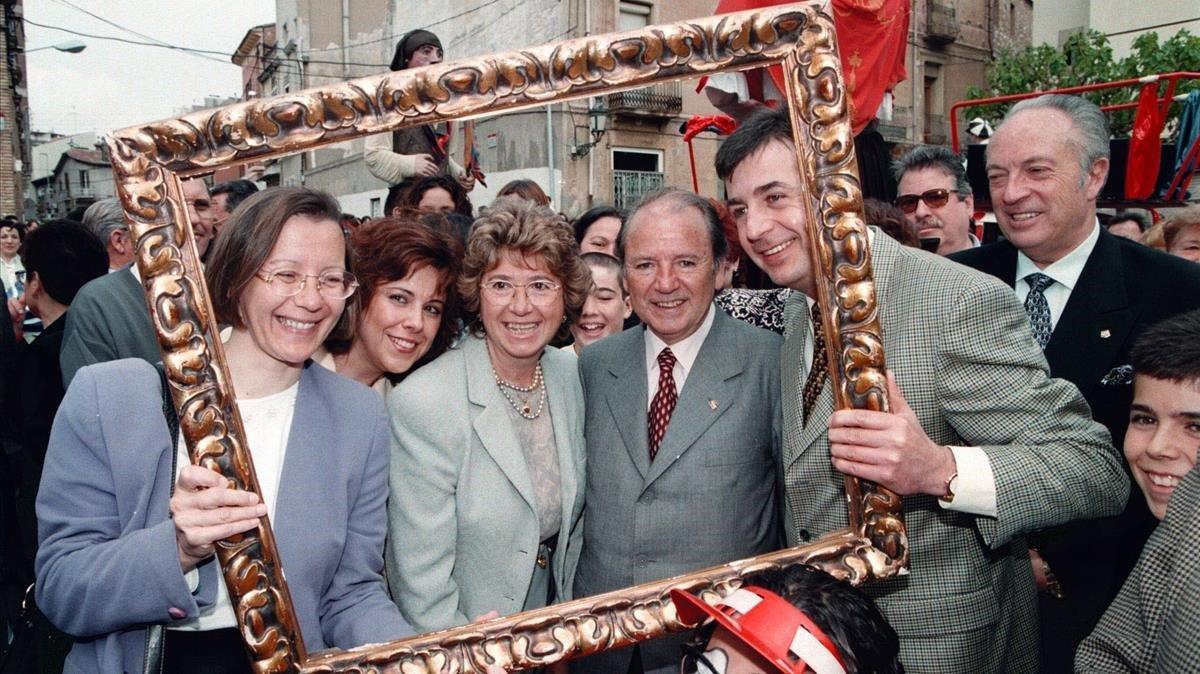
105, 2, 905, 672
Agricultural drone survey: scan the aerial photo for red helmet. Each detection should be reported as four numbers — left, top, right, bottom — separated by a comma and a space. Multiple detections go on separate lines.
670, 586, 848, 674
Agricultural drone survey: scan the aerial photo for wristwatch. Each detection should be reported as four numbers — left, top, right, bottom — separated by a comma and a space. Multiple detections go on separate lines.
941, 447, 959, 503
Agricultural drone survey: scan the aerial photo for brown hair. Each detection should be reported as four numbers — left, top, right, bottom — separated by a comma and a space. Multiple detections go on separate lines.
863, 198, 919, 247
401, 175, 474, 218
1163, 206, 1200, 250
459, 197, 589, 340
707, 196, 742, 263
326, 215, 463, 365
580, 251, 626, 296
496, 179, 551, 207
205, 187, 355, 342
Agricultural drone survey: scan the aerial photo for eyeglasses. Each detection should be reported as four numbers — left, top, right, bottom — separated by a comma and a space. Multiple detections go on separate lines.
255, 269, 359, 300
481, 278, 562, 304
894, 188, 953, 214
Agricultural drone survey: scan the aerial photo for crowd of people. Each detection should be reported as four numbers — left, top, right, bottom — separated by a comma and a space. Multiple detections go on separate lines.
2, 49, 1200, 674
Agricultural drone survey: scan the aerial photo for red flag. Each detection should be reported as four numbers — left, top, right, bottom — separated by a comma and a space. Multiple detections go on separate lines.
1125, 82, 1165, 200
701, 0, 909, 135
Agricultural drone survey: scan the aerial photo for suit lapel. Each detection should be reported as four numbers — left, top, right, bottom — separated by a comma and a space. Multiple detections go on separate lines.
642, 310, 741, 488
785, 229, 898, 470
974, 239, 1020, 288
1044, 230, 1134, 384
465, 336, 537, 511
604, 328, 652, 480
273, 365, 323, 563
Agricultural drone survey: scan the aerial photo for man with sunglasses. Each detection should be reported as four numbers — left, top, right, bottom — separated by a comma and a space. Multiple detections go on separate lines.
952, 94, 1200, 673
892, 146, 978, 256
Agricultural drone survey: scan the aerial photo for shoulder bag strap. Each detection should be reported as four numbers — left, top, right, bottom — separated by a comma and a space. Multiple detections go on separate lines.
143, 362, 179, 674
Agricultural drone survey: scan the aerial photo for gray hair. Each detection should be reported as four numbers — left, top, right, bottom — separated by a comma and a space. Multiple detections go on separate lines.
81, 198, 128, 244
618, 188, 728, 267
891, 145, 971, 197
1002, 94, 1111, 175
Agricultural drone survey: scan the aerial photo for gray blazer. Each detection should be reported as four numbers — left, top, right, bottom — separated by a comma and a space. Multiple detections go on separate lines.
572, 308, 782, 674
1076, 466, 1200, 672
782, 231, 1129, 673
59, 266, 159, 388
386, 335, 586, 632
35, 359, 411, 674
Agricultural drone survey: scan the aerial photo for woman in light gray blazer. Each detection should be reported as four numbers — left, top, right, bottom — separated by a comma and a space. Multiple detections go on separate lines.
386, 198, 590, 631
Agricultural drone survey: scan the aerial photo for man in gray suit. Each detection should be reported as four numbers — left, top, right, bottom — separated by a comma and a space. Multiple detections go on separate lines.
60, 179, 214, 387
717, 107, 1129, 673
572, 189, 782, 674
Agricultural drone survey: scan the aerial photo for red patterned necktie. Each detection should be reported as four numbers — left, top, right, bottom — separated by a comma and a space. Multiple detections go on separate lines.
802, 302, 828, 427
648, 347, 678, 462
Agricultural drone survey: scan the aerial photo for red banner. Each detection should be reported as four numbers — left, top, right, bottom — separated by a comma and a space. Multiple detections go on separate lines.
1125, 82, 1166, 200
705, 0, 909, 135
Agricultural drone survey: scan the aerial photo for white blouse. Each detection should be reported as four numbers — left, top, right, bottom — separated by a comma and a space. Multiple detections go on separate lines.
170, 381, 299, 632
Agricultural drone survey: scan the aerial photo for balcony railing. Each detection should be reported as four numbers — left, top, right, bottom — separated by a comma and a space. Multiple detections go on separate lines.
606, 82, 683, 119
925, 1, 958, 45
613, 170, 665, 210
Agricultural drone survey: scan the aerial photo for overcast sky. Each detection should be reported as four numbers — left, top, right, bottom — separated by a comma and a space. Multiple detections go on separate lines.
25, 0, 275, 136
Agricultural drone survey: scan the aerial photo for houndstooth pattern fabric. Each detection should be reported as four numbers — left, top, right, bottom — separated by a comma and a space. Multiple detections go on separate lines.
647, 347, 677, 462
1023, 272, 1055, 349
802, 302, 827, 426
1076, 466, 1200, 672
781, 231, 1127, 673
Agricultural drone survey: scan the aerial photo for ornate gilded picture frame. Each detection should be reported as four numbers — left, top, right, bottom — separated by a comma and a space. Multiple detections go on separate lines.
105, 2, 906, 671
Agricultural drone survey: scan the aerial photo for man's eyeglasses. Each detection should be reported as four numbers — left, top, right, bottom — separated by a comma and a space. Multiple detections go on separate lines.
481, 278, 562, 304
894, 188, 954, 214
255, 269, 359, 300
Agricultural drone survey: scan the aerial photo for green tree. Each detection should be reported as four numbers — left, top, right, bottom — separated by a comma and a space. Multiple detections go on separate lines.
964, 29, 1200, 138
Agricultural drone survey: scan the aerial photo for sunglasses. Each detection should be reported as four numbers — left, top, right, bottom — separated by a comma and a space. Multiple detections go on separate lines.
894, 188, 953, 214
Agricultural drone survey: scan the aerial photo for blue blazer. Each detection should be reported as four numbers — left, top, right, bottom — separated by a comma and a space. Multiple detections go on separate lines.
35, 359, 411, 673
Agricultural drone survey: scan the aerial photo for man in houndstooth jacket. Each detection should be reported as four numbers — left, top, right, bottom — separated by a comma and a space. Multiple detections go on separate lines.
1076, 465, 1200, 671
717, 107, 1129, 674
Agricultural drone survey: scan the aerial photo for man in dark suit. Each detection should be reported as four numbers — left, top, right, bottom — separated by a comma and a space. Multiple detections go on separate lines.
952, 93, 1200, 672
60, 178, 214, 387
1, 220, 107, 669
572, 189, 782, 674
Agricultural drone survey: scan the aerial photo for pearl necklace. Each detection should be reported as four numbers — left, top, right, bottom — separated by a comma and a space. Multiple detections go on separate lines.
493, 363, 546, 420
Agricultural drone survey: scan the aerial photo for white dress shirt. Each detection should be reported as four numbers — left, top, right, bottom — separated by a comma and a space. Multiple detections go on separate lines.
644, 303, 716, 410
173, 381, 297, 631
1014, 220, 1100, 330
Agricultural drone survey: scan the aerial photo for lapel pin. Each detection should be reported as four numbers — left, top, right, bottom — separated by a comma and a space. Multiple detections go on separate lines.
708, 399, 718, 411
1100, 329, 1111, 339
